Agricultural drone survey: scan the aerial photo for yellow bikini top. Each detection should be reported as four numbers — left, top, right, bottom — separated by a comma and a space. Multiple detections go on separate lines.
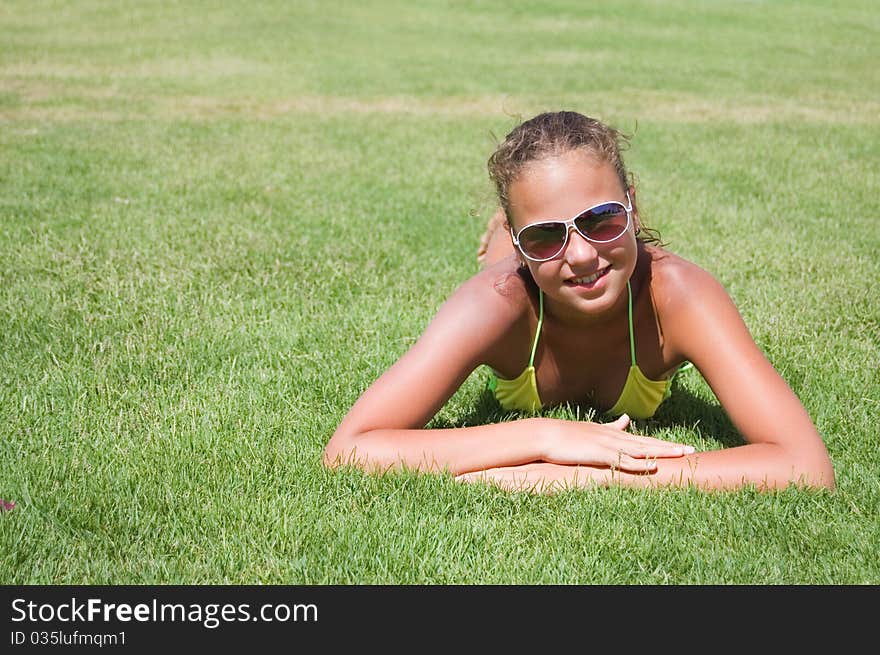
487, 281, 690, 419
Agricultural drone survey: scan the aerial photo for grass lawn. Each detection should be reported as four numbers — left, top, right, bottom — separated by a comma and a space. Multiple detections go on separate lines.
1, 0, 878, 584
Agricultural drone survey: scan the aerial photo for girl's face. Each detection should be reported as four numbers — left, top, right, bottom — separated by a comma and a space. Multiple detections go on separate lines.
506, 150, 640, 321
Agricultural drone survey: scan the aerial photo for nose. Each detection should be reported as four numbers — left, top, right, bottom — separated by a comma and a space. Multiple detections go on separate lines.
562, 225, 599, 265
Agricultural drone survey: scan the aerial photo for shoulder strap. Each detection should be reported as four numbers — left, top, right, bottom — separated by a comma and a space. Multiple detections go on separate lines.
626, 280, 637, 366
528, 289, 544, 367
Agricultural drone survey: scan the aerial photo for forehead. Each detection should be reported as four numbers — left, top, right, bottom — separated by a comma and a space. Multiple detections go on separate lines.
507, 151, 624, 229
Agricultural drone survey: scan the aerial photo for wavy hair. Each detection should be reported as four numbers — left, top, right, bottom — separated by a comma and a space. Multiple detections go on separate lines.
487, 111, 664, 246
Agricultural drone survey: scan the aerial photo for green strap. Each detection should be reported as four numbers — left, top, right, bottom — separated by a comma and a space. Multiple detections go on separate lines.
532, 285, 634, 367
529, 290, 544, 367
531, 284, 640, 369
626, 280, 637, 366
624, 278, 693, 377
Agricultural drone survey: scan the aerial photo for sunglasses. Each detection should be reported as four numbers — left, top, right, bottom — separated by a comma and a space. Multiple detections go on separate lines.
510, 192, 633, 262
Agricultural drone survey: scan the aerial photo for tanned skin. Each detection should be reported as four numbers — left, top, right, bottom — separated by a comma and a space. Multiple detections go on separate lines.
325, 151, 834, 493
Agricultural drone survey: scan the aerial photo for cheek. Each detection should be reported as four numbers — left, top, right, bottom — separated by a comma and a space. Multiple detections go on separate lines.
528, 260, 562, 284
620, 239, 638, 262
605, 238, 636, 260
601, 239, 639, 277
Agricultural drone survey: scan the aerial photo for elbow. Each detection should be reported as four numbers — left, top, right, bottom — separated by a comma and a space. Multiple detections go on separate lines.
805, 454, 836, 491
323, 428, 397, 474
787, 447, 836, 491
322, 431, 356, 470
741, 442, 835, 491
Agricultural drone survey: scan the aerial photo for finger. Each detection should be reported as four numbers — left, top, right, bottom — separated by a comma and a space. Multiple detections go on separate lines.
612, 453, 659, 472
644, 444, 695, 457
620, 443, 695, 459
604, 413, 631, 432
595, 429, 695, 453
617, 433, 696, 451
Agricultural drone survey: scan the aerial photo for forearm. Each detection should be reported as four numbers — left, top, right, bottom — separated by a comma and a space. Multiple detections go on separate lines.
636, 442, 834, 490
323, 418, 546, 476
462, 442, 835, 492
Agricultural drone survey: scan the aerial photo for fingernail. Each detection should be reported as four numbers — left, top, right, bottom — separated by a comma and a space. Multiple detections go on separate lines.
683, 446, 695, 454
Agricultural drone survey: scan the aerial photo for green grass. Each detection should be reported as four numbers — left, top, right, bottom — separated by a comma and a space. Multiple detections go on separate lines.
1, 0, 878, 584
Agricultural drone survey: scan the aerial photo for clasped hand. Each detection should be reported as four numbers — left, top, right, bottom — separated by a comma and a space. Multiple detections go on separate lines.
456, 414, 694, 491
538, 413, 694, 471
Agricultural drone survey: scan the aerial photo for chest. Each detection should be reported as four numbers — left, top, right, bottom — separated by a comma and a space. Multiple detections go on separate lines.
533, 304, 672, 410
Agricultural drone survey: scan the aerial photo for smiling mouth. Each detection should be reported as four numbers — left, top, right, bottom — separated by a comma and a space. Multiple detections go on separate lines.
565, 266, 611, 286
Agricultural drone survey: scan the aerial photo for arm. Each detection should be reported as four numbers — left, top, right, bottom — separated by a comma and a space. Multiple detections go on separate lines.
325, 272, 694, 476
459, 262, 835, 492
457, 444, 829, 493
657, 263, 835, 490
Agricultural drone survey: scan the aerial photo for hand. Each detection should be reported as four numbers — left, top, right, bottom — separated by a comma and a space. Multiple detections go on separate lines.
539, 414, 695, 473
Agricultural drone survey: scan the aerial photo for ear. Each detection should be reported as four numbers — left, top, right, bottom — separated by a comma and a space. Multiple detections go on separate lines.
627, 185, 642, 235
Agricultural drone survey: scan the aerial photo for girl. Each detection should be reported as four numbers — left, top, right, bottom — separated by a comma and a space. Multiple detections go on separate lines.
324, 111, 834, 492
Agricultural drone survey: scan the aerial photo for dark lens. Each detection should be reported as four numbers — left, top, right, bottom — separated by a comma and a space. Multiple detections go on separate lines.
518, 222, 566, 260
575, 203, 628, 242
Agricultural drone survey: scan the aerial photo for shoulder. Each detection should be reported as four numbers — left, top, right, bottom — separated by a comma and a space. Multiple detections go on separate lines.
644, 246, 751, 361
442, 254, 535, 326
645, 246, 731, 311
417, 255, 536, 363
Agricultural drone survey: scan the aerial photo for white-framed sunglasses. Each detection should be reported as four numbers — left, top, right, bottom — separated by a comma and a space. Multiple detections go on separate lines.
510, 192, 633, 262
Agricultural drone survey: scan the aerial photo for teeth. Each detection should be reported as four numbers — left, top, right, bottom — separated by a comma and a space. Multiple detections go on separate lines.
572, 270, 603, 285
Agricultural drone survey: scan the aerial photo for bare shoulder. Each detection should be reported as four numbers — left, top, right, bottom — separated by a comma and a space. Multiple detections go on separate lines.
445, 254, 534, 325
647, 246, 730, 311
422, 254, 536, 366
646, 246, 751, 363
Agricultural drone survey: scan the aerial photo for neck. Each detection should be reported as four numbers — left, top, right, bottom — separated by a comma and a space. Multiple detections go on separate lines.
542, 282, 631, 329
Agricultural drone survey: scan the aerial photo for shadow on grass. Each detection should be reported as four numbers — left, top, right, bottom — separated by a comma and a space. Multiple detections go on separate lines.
427, 386, 513, 430
648, 385, 745, 449
429, 380, 745, 450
